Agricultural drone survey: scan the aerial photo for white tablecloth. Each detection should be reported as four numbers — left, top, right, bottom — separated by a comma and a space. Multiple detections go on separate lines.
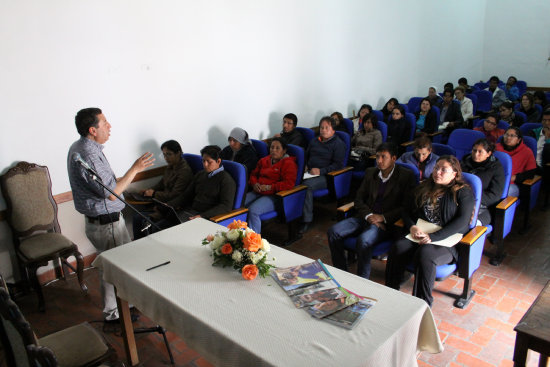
93, 218, 442, 367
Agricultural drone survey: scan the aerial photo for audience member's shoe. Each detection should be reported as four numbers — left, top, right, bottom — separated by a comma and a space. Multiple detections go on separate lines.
104, 313, 139, 324
298, 222, 311, 235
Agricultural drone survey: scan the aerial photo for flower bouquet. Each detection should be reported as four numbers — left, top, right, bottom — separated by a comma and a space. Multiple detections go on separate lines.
202, 220, 275, 280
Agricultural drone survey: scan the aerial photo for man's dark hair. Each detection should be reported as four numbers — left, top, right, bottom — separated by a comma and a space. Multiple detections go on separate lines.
319, 116, 337, 130
444, 82, 454, 91
200, 145, 222, 160
75, 107, 102, 137
486, 112, 499, 122
472, 138, 495, 154
489, 76, 500, 83
443, 89, 454, 98
458, 77, 468, 85
413, 136, 432, 150
160, 140, 183, 154
376, 142, 398, 158
284, 113, 298, 126
270, 137, 288, 151
500, 101, 515, 110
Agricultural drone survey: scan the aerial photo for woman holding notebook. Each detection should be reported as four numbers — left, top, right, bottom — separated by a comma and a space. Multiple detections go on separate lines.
385, 156, 475, 307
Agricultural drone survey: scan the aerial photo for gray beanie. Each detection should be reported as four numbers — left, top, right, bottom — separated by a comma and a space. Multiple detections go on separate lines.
229, 127, 251, 145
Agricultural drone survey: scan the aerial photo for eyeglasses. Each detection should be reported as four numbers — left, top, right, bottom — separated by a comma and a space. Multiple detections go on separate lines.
504, 133, 518, 138
434, 166, 454, 174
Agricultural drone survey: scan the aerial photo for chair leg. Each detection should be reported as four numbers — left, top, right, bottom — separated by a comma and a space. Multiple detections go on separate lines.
75, 251, 87, 293
489, 237, 506, 266
454, 277, 475, 309
28, 265, 45, 312
134, 325, 174, 365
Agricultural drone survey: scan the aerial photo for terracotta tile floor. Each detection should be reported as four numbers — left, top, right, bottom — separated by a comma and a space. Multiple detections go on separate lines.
3, 194, 549, 367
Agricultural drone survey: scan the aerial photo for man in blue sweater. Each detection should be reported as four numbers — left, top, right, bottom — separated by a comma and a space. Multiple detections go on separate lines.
299, 116, 346, 234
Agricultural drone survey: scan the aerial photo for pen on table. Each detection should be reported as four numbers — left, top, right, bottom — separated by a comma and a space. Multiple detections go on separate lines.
146, 261, 171, 271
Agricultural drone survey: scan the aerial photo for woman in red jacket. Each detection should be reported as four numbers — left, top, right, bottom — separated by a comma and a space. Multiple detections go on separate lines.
245, 137, 298, 233
496, 126, 537, 197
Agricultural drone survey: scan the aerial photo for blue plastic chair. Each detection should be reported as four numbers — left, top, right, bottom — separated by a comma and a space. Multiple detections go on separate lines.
514, 111, 527, 126
514, 103, 543, 116
411, 172, 487, 308
473, 90, 493, 112
376, 121, 388, 142
487, 151, 519, 265
407, 97, 423, 115
519, 122, 542, 137
448, 129, 486, 160
312, 131, 353, 203
473, 119, 510, 131
431, 143, 456, 157
182, 154, 248, 226
296, 127, 315, 148
466, 93, 478, 115
399, 104, 409, 113
474, 82, 488, 90
251, 139, 268, 159
373, 110, 384, 123
342, 118, 354, 136
516, 81, 527, 96
255, 144, 307, 243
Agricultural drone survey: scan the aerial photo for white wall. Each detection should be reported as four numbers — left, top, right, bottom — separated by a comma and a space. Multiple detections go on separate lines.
0, 0, 489, 281
483, 0, 550, 86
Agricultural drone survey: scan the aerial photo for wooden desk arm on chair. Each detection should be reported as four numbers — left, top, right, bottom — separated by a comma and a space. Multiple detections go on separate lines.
327, 166, 353, 176
276, 185, 308, 197
459, 226, 487, 246
522, 175, 541, 186
496, 196, 519, 210
401, 141, 415, 148
428, 131, 444, 138
210, 208, 249, 223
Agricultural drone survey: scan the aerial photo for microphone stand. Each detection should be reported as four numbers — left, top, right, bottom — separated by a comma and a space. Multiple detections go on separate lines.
84, 171, 161, 231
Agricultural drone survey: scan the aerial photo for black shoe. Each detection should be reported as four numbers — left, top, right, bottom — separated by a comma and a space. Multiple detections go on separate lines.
104, 313, 140, 324
298, 222, 311, 235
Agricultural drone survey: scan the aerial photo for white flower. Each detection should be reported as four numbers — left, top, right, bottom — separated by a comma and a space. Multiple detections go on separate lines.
245, 227, 255, 235
260, 239, 271, 252
209, 235, 224, 250
232, 250, 243, 262
226, 229, 240, 242
249, 250, 266, 265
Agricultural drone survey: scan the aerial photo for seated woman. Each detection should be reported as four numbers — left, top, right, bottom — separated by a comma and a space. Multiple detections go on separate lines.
220, 127, 258, 174
460, 139, 505, 225
499, 101, 524, 127
415, 98, 438, 135
427, 86, 443, 108
132, 140, 194, 239
534, 91, 549, 112
153, 146, 236, 229
351, 104, 372, 133
385, 156, 475, 306
504, 76, 520, 102
381, 98, 399, 123
245, 137, 298, 234
496, 127, 537, 197
349, 113, 382, 171
474, 113, 505, 144
386, 105, 410, 150
454, 86, 473, 122
518, 93, 541, 123
330, 112, 351, 133
397, 136, 439, 181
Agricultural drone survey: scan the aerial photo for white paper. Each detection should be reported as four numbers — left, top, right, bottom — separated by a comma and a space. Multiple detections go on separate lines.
405, 218, 462, 248
303, 172, 320, 180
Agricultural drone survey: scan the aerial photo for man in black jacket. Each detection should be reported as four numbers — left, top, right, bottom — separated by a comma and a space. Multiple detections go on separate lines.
441, 89, 465, 141
327, 142, 416, 279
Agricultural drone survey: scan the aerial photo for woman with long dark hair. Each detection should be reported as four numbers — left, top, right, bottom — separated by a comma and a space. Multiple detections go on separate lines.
381, 98, 399, 123
352, 104, 373, 132
349, 113, 382, 171
385, 156, 475, 306
518, 93, 541, 123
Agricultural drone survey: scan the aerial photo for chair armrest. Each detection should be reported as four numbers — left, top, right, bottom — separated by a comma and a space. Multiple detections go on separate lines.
210, 208, 248, 223
337, 202, 355, 213
394, 218, 404, 227
401, 141, 415, 147
369, 154, 376, 159
496, 196, 518, 210
468, 115, 479, 120
428, 131, 443, 137
275, 185, 307, 197
459, 226, 487, 246
327, 166, 353, 176
546, 163, 550, 167
522, 176, 541, 186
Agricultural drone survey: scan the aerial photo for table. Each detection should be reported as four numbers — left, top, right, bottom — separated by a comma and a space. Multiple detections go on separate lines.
92, 218, 442, 367
513, 280, 550, 367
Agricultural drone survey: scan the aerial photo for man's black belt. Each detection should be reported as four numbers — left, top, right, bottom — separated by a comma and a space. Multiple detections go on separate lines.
86, 212, 120, 225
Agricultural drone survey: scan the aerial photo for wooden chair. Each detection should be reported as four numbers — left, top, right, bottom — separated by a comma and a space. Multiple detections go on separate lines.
0, 162, 87, 312
0, 286, 117, 367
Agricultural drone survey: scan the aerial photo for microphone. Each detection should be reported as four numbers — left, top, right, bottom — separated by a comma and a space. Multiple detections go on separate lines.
72, 153, 100, 177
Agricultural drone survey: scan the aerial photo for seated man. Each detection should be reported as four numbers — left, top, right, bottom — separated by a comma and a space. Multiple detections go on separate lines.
485, 76, 507, 110
274, 113, 306, 148
299, 116, 346, 234
327, 143, 416, 279
529, 110, 550, 175
474, 113, 505, 144
440, 88, 464, 138
162, 145, 236, 226
397, 136, 439, 181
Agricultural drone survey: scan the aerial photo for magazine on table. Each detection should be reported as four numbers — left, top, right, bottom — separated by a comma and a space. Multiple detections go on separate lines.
305, 288, 360, 319
323, 297, 377, 329
285, 279, 339, 297
290, 286, 347, 308
271, 260, 332, 291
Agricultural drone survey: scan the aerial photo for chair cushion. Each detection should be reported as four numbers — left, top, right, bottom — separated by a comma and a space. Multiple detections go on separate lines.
19, 233, 74, 260
39, 322, 109, 366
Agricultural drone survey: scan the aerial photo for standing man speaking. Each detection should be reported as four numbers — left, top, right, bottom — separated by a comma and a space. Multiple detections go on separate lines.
67, 107, 154, 322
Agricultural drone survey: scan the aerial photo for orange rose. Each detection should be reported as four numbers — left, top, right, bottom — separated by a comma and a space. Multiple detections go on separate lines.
242, 264, 259, 280
221, 243, 233, 255
227, 220, 247, 230
243, 232, 262, 252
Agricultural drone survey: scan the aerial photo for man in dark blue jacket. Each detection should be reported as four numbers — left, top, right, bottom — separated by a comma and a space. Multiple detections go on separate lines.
299, 116, 346, 234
